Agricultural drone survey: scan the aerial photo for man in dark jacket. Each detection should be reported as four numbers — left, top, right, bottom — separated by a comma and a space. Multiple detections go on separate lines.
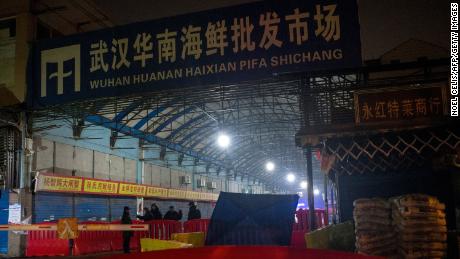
187, 201, 201, 220
163, 206, 182, 221
150, 203, 163, 220
121, 206, 133, 254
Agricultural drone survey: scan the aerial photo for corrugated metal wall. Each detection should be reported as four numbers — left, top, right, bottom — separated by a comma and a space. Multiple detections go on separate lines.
33, 193, 73, 223
33, 193, 145, 222
75, 195, 109, 221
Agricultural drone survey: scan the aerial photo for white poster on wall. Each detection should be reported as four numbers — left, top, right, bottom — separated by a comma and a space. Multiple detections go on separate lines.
8, 203, 21, 224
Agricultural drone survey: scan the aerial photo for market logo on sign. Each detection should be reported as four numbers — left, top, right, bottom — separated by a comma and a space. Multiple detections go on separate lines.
40, 44, 81, 97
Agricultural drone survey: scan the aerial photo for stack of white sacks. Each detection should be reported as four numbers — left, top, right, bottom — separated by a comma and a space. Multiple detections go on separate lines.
391, 194, 447, 259
353, 198, 396, 257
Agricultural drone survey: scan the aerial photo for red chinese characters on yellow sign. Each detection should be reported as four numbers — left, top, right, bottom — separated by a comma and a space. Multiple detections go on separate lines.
167, 189, 187, 199
119, 183, 146, 196
84, 180, 118, 194
145, 186, 169, 198
36, 173, 219, 201
40, 175, 83, 192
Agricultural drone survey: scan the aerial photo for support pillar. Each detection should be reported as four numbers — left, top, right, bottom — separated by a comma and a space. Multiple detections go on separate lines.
306, 146, 316, 231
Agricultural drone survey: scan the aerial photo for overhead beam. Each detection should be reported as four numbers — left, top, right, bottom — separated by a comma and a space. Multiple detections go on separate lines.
166, 114, 208, 140
85, 114, 227, 168
150, 106, 195, 134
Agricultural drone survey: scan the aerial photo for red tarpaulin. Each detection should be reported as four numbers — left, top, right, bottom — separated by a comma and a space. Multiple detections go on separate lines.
104, 246, 384, 259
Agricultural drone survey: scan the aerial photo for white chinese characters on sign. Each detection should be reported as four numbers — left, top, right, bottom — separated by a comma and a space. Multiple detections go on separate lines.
90, 40, 109, 72
111, 38, 130, 69
314, 4, 341, 42
286, 8, 309, 45
205, 21, 228, 56
231, 17, 255, 53
181, 25, 203, 60
86, 5, 341, 73
259, 12, 282, 49
157, 29, 178, 63
133, 33, 154, 67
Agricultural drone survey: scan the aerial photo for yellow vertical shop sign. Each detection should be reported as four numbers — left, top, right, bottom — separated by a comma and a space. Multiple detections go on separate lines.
83, 179, 118, 194
37, 174, 83, 192
119, 183, 146, 196
145, 186, 169, 198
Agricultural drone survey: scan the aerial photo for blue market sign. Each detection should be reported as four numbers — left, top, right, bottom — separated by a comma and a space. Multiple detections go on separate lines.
30, 0, 361, 106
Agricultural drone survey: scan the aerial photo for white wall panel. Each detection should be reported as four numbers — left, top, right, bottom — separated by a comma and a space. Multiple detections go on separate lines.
54, 142, 73, 176
94, 151, 109, 180
151, 164, 161, 186
74, 147, 93, 178
143, 163, 152, 185
109, 155, 124, 181
124, 159, 137, 183
160, 167, 171, 188
34, 138, 54, 172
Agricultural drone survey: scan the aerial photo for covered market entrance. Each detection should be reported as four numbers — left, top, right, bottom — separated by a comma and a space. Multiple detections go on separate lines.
0, 0, 456, 257
25, 0, 363, 227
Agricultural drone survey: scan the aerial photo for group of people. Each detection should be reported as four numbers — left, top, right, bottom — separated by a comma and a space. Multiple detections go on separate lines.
121, 201, 202, 253
137, 201, 201, 221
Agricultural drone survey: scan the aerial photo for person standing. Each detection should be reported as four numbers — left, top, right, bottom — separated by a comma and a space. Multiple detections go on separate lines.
121, 206, 133, 254
187, 201, 201, 220
150, 203, 163, 220
163, 206, 182, 221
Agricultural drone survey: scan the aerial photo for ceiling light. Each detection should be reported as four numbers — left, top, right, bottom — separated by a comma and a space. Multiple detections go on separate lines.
300, 181, 307, 189
286, 173, 295, 183
265, 161, 275, 171
314, 188, 320, 195
217, 133, 230, 148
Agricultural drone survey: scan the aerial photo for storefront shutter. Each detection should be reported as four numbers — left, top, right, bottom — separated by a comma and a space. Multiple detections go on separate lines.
75, 195, 109, 222
33, 192, 73, 223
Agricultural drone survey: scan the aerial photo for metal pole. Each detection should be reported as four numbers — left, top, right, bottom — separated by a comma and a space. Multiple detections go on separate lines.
335, 172, 341, 223
331, 181, 335, 224
324, 174, 328, 226
306, 146, 316, 231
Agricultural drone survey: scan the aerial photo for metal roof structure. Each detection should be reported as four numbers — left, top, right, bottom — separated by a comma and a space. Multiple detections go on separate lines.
32, 76, 320, 191
31, 56, 453, 191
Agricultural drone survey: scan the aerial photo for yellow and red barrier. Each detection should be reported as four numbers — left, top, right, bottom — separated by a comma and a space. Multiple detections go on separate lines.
1, 210, 329, 257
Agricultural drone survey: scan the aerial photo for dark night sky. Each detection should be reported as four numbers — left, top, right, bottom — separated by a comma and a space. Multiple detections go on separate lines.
93, 0, 450, 60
